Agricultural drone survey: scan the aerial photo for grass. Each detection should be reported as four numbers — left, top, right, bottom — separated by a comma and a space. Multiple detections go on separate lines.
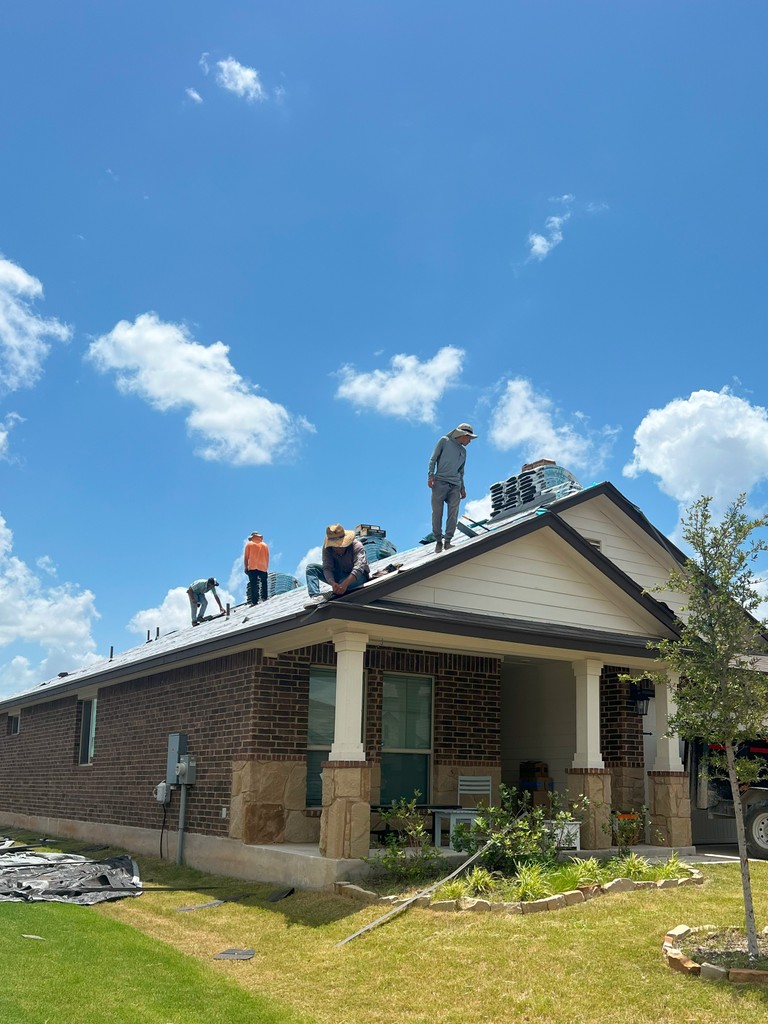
4, 827, 768, 1022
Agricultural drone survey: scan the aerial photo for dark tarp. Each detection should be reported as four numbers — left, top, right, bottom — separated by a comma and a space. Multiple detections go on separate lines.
0, 848, 142, 905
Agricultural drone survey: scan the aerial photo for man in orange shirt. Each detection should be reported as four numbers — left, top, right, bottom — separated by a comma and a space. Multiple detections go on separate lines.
243, 530, 270, 605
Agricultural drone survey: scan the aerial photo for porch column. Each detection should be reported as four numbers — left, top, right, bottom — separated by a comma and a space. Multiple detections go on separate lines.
329, 631, 368, 762
571, 659, 605, 770
567, 659, 611, 849
651, 673, 684, 772
320, 630, 371, 860
648, 672, 691, 847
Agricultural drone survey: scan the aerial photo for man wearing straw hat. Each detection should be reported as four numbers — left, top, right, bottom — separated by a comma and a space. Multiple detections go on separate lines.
304, 524, 371, 608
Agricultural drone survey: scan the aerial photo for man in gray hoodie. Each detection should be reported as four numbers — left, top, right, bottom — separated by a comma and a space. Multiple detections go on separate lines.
427, 422, 477, 552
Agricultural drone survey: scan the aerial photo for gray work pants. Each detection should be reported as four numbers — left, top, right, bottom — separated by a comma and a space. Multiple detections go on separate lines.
431, 478, 461, 541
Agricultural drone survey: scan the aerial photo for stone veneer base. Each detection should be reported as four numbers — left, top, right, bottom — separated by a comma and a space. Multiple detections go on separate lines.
334, 867, 704, 913
663, 924, 768, 985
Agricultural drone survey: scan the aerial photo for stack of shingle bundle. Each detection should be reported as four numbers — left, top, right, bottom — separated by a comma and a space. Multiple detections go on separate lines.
267, 572, 300, 598
489, 460, 581, 521
354, 524, 397, 563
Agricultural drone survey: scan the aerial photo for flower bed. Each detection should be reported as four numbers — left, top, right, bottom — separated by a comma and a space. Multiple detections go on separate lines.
337, 868, 703, 915
663, 924, 768, 983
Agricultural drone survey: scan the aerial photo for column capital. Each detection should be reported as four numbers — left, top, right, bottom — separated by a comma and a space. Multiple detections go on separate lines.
331, 630, 369, 654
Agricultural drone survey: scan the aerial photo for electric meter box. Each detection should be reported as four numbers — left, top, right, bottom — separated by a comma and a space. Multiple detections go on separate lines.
166, 732, 188, 786
177, 753, 197, 785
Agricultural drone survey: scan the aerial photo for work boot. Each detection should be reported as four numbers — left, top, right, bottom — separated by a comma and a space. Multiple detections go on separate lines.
434, 540, 443, 553
444, 539, 453, 550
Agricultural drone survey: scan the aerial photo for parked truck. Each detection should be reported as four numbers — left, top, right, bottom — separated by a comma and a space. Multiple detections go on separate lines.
692, 739, 768, 858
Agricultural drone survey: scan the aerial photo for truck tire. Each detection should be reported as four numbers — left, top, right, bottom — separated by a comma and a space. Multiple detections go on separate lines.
745, 803, 768, 859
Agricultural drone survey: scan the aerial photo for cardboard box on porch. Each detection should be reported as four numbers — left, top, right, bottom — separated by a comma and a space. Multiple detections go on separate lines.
518, 760, 553, 809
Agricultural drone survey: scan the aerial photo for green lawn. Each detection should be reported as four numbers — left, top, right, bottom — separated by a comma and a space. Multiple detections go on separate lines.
3, 829, 768, 1023
0, 899, 313, 1024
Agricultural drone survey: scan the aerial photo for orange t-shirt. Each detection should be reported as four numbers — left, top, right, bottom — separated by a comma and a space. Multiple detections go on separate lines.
244, 540, 269, 571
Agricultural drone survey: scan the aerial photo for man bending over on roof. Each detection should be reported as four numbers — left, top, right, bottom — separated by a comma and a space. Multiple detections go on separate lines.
304, 524, 370, 609
243, 530, 270, 605
187, 577, 224, 625
427, 422, 477, 553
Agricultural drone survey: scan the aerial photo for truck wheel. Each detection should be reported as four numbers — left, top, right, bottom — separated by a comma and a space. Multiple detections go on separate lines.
745, 803, 768, 859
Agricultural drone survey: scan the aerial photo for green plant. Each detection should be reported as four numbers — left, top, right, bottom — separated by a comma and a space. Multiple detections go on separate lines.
450, 784, 587, 873
605, 807, 648, 854
609, 851, 651, 879
549, 856, 606, 891
367, 792, 441, 883
509, 861, 552, 901
646, 851, 689, 881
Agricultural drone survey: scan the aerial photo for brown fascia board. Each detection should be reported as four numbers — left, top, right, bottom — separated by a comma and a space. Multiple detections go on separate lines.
342, 500, 682, 636
312, 600, 664, 659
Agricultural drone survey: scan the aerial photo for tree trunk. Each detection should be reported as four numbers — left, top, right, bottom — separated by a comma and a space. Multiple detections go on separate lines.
726, 742, 760, 961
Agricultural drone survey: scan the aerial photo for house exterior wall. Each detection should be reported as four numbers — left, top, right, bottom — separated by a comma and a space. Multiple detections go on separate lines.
0, 642, 502, 849
391, 531, 661, 634
559, 500, 687, 616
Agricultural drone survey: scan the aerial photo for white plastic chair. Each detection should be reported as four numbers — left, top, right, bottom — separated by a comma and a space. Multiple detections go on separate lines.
433, 776, 493, 850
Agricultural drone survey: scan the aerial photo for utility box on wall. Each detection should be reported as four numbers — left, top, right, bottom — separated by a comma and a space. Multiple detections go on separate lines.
166, 732, 188, 786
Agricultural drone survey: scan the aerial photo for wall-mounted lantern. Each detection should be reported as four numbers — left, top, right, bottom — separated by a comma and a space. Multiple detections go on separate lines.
629, 679, 655, 717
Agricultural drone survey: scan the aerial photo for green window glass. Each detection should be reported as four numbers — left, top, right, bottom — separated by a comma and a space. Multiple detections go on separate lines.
307, 667, 336, 806
380, 674, 432, 805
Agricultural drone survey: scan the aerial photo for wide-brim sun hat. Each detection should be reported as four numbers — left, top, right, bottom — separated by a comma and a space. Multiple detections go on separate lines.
324, 523, 355, 548
448, 422, 477, 439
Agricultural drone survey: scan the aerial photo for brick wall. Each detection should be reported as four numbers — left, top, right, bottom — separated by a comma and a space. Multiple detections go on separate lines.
0, 641, 501, 841
600, 664, 644, 768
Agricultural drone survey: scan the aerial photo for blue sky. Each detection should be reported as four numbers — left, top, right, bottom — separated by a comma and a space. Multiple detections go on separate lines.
2, 1, 768, 699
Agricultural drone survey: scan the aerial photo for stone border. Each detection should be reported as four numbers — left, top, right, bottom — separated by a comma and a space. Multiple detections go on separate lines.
663, 924, 768, 984
334, 868, 703, 914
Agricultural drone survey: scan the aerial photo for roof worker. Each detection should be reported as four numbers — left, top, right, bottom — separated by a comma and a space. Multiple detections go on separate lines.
427, 422, 477, 553
243, 530, 270, 605
304, 524, 371, 609
187, 577, 224, 626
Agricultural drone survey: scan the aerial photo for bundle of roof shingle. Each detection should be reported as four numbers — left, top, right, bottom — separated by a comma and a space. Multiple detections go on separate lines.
489, 462, 581, 521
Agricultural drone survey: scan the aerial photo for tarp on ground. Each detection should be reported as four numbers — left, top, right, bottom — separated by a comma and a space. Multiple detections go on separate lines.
0, 847, 142, 904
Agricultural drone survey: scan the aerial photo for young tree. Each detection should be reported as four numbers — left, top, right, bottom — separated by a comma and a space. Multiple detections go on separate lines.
654, 494, 768, 960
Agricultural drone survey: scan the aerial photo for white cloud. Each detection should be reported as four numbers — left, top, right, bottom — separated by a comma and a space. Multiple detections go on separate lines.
336, 346, 465, 424
623, 388, 768, 510
186, 87, 203, 104
0, 413, 22, 460
294, 545, 322, 584
128, 579, 237, 637
199, 52, 210, 75
86, 313, 313, 466
528, 213, 570, 262
489, 378, 617, 473
463, 493, 493, 523
216, 57, 266, 102
0, 255, 71, 397
0, 512, 100, 699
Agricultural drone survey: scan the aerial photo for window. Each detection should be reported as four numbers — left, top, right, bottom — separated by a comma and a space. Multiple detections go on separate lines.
78, 698, 97, 765
380, 673, 432, 805
6, 714, 20, 736
306, 668, 336, 806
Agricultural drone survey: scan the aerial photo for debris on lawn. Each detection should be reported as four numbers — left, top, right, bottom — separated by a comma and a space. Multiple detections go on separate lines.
0, 848, 142, 905
213, 948, 255, 960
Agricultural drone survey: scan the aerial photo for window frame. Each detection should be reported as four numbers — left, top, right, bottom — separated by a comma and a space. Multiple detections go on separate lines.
78, 697, 97, 765
380, 671, 434, 805
6, 712, 20, 736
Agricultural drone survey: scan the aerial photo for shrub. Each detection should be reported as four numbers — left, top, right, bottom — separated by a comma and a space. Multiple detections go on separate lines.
451, 784, 586, 874
366, 793, 442, 884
